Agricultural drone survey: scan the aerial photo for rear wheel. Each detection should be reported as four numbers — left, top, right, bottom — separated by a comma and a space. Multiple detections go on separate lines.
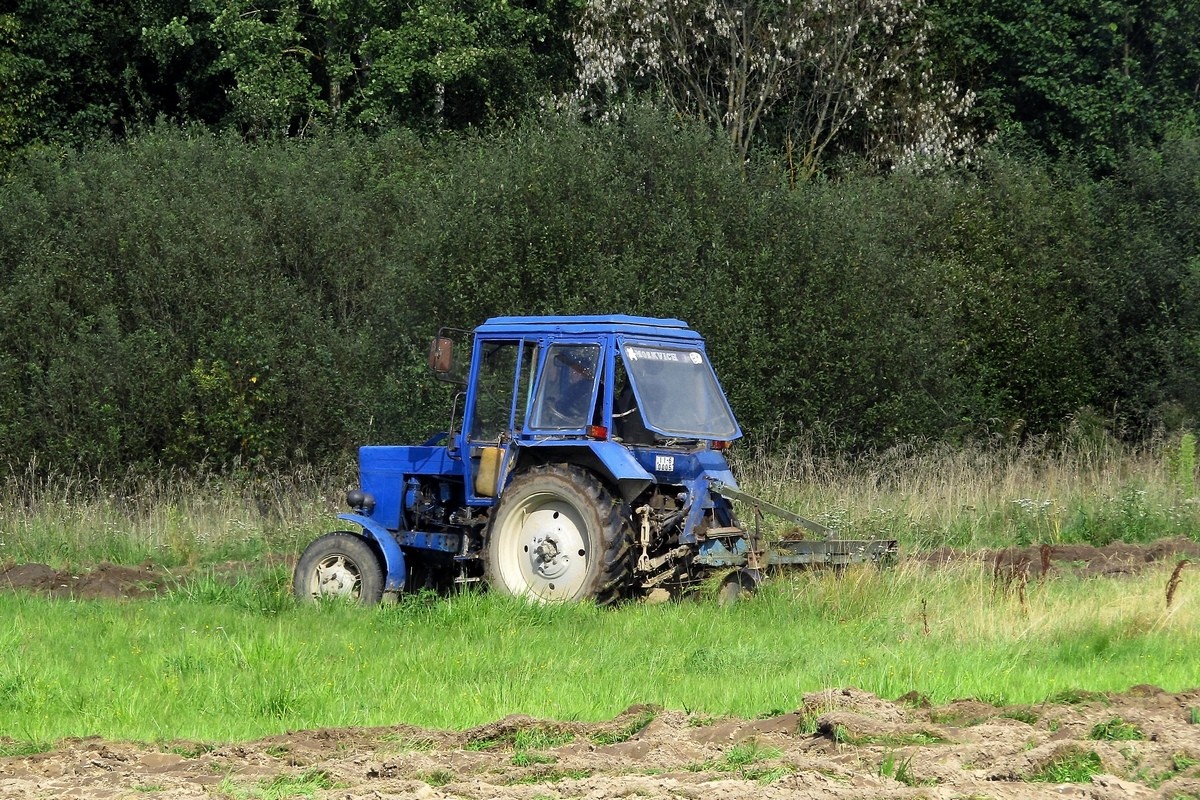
293, 532, 384, 605
484, 465, 632, 604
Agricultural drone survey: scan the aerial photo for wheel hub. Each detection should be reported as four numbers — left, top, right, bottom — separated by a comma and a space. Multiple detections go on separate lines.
531, 534, 570, 579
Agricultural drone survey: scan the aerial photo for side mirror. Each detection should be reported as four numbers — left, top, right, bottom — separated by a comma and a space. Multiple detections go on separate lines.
428, 328, 470, 384
429, 337, 455, 374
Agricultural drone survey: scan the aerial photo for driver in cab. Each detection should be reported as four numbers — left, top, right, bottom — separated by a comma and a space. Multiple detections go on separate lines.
544, 346, 597, 426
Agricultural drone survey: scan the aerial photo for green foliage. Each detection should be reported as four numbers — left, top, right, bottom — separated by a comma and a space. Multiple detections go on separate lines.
1046, 689, 1107, 706
878, 751, 930, 787
929, 0, 1200, 172
0, 0, 1194, 185
1, 560, 1198, 743
510, 751, 557, 766
1171, 432, 1197, 495
513, 728, 574, 750
688, 740, 788, 782
3, 120, 1200, 471
0, 0, 574, 159
417, 769, 454, 786
217, 770, 334, 800
0, 738, 53, 757
1002, 708, 1040, 725
590, 709, 657, 745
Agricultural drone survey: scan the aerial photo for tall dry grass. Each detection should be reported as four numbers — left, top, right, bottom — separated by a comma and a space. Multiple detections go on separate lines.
730, 429, 1200, 549
3, 429, 1198, 567
0, 458, 353, 567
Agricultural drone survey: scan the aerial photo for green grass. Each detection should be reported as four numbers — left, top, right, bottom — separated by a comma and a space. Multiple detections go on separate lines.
590, 709, 658, 745
2, 439, 1199, 748
215, 770, 335, 799
0, 739, 54, 757
503, 767, 593, 785
1029, 749, 1104, 783
4, 434, 1200, 573
878, 750, 932, 787
0, 557, 1195, 746
731, 433, 1200, 551
0, 465, 341, 569
1089, 717, 1145, 741
687, 740, 788, 782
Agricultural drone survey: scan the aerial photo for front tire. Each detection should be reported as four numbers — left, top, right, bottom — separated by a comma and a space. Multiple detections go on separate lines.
293, 531, 385, 605
484, 465, 632, 604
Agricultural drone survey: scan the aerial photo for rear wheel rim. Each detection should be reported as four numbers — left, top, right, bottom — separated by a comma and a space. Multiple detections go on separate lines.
495, 490, 591, 600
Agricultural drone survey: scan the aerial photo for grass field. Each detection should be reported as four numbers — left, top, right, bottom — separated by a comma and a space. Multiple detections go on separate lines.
1, 434, 1198, 747
1, 558, 1195, 747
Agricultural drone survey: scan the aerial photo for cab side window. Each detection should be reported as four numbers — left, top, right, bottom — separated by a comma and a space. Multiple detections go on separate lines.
531, 344, 600, 429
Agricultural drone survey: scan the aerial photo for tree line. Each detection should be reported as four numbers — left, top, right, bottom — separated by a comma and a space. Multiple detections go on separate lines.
1, 0, 1199, 473
1, 114, 1198, 472
2, 0, 1198, 173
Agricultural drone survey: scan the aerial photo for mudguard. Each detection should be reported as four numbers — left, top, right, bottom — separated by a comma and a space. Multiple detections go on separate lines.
581, 440, 655, 500
336, 513, 407, 592
519, 440, 654, 501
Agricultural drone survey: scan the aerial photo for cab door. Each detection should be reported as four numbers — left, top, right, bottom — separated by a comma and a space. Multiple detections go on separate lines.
463, 338, 536, 502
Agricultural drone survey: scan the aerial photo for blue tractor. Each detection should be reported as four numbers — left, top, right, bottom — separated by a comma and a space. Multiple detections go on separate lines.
293, 315, 895, 605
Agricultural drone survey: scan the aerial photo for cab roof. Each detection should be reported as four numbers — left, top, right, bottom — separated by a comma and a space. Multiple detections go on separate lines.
475, 315, 703, 342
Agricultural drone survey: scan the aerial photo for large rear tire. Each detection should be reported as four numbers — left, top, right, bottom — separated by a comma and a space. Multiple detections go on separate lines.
293, 531, 385, 606
484, 465, 632, 604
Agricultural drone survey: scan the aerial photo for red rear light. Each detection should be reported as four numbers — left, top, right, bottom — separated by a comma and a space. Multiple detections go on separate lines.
712, 440, 728, 451
588, 425, 609, 440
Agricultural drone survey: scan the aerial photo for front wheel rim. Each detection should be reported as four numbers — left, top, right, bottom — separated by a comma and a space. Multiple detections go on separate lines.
310, 554, 363, 599
496, 491, 591, 600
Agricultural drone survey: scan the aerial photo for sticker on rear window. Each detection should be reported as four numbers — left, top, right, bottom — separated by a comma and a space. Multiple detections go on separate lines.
627, 346, 699, 363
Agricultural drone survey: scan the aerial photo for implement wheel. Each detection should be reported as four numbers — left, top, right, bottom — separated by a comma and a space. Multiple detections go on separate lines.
293, 531, 384, 605
484, 465, 632, 604
717, 567, 764, 606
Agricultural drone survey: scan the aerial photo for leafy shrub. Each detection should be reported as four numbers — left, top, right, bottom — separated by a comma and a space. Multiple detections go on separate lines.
2, 118, 1199, 474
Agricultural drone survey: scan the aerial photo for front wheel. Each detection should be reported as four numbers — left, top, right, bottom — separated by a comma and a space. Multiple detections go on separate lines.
484, 465, 632, 604
293, 531, 384, 605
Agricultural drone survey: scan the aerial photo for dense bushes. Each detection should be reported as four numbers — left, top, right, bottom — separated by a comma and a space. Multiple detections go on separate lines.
2, 113, 1198, 472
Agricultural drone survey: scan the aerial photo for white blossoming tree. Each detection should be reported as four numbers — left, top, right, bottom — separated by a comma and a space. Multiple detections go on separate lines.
573, 0, 977, 178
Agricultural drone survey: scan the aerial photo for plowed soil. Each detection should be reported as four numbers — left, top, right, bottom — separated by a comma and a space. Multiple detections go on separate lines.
2, 539, 1198, 799
3, 688, 1200, 799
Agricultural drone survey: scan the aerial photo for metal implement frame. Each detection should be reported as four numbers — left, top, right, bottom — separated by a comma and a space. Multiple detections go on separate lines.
708, 478, 832, 538
694, 536, 897, 568
699, 478, 899, 569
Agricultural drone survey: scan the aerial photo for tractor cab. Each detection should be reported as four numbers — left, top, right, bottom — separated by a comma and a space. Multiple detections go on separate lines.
430, 316, 743, 506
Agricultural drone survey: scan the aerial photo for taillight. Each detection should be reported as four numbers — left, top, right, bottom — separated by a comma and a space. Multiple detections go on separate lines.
712, 440, 728, 451
588, 425, 609, 440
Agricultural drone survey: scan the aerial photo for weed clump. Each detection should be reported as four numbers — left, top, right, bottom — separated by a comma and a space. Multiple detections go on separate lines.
1166, 560, 1189, 608
1029, 749, 1103, 783
1089, 717, 1145, 741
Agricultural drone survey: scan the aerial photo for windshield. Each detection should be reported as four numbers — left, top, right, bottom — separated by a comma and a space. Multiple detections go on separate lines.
621, 343, 739, 439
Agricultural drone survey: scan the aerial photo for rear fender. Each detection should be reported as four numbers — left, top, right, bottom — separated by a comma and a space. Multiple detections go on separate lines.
514, 440, 653, 502
336, 513, 407, 592
589, 440, 654, 499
